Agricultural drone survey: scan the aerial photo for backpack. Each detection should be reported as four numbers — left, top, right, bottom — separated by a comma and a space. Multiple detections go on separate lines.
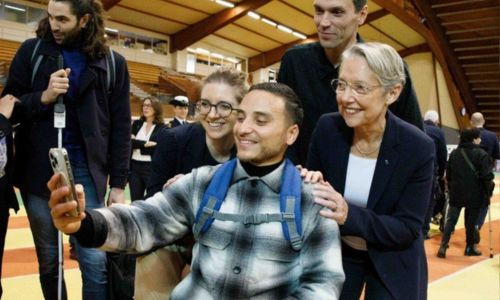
193, 158, 303, 250
30, 38, 116, 95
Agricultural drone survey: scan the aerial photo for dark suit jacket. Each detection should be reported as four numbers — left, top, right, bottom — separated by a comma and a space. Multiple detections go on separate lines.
424, 120, 447, 178
146, 123, 236, 197
479, 127, 500, 162
0, 115, 19, 212
167, 118, 183, 128
307, 112, 434, 300
3, 38, 131, 201
131, 119, 165, 157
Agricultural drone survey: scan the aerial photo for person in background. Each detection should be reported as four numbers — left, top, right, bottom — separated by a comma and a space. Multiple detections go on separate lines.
2, 0, 131, 298
167, 95, 189, 128
470, 112, 499, 234
0, 95, 20, 298
422, 110, 447, 239
129, 97, 165, 201
48, 82, 345, 299
278, 0, 423, 165
140, 68, 245, 298
307, 42, 433, 300
437, 128, 494, 258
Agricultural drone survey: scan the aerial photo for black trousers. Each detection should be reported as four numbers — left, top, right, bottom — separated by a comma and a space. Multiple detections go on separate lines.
0, 177, 11, 298
129, 160, 152, 201
441, 206, 480, 246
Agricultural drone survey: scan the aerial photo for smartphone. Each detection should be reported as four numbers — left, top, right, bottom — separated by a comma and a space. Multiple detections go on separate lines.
49, 148, 80, 217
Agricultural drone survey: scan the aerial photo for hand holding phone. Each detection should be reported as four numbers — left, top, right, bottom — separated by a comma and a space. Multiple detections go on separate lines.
49, 148, 80, 217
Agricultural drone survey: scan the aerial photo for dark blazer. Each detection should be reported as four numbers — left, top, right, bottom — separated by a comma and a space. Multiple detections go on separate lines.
3, 38, 131, 201
131, 119, 165, 157
0, 115, 19, 212
307, 112, 434, 300
479, 127, 500, 163
146, 123, 235, 197
447, 143, 494, 208
167, 118, 183, 128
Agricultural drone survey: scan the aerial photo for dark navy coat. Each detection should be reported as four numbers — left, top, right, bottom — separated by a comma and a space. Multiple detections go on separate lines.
131, 119, 165, 157
307, 112, 434, 300
3, 38, 131, 201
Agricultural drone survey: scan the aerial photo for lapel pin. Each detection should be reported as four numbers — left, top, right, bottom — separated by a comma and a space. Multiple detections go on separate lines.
384, 159, 389, 165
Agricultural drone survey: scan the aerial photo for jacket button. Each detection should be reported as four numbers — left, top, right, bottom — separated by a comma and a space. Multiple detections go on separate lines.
233, 266, 241, 274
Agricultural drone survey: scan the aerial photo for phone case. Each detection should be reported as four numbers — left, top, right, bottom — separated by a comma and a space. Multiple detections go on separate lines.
49, 148, 80, 217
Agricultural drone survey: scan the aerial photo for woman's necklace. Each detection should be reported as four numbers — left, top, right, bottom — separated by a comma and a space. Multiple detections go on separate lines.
354, 141, 381, 157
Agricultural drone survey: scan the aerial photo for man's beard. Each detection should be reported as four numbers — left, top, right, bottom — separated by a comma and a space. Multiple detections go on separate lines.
54, 24, 84, 48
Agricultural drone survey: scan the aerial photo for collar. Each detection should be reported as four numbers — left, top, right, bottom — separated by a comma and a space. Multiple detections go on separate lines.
36, 39, 107, 71
232, 159, 286, 193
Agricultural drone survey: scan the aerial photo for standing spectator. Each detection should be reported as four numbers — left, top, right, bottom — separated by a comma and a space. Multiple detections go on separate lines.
130, 97, 165, 201
471, 112, 499, 232
2, 0, 131, 299
0, 94, 20, 298
422, 110, 447, 238
278, 0, 423, 165
140, 69, 245, 298
167, 95, 189, 128
437, 128, 494, 258
307, 43, 433, 300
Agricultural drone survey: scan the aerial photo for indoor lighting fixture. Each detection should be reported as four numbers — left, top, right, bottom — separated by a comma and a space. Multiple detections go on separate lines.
215, 0, 234, 8
196, 48, 210, 55
261, 18, 277, 27
277, 24, 293, 34
187, 48, 197, 53
292, 32, 307, 39
211, 53, 224, 59
226, 57, 239, 64
5, 4, 26, 12
247, 11, 260, 20
105, 27, 118, 33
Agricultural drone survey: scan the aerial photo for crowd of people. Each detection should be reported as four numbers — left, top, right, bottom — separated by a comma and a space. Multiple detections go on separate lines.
0, 0, 497, 299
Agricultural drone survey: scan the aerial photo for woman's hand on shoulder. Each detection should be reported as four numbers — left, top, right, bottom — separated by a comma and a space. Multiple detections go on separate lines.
313, 181, 349, 225
297, 165, 324, 183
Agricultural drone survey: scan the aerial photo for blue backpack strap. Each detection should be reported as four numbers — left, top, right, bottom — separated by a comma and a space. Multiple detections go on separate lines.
280, 159, 303, 250
193, 159, 237, 238
105, 49, 116, 94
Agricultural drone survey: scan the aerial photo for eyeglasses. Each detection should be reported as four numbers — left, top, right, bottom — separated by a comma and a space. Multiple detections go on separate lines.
331, 79, 382, 96
142, 103, 152, 108
196, 99, 234, 117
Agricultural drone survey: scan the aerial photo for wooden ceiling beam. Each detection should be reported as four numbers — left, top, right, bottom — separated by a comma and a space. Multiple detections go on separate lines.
398, 43, 430, 57
170, 0, 272, 52
102, 0, 121, 11
365, 8, 390, 23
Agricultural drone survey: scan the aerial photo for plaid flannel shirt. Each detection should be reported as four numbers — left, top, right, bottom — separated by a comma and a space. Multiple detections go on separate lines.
95, 160, 344, 299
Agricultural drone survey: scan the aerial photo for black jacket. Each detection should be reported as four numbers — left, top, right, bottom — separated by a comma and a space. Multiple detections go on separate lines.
0, 114, 19, 212
131, 119, 165, 157
447, 143, 494, 208
3, 38, 131, 201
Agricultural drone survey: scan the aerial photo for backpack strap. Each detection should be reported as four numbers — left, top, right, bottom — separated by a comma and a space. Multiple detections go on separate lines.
105, 49, 116, 95
193, 159, 237, 238
280, 159, 302, 250
30, 39, 43, 88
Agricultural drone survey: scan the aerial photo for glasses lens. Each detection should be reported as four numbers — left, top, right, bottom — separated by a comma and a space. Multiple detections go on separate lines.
216, 102, 233, 117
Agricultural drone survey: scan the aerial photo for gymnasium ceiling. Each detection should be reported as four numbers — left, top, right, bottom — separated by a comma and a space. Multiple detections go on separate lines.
25, 0, 500, 134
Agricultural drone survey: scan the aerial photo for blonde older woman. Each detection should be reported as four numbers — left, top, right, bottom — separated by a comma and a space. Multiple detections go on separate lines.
307, 43, 434, 300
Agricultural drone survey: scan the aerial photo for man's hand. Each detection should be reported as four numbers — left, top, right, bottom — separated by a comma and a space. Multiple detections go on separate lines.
313, 181, 349, 225
107, 187, 125, 206
41, 68, 71, 105
0, 94, 17, 119
48, 173, 86, 234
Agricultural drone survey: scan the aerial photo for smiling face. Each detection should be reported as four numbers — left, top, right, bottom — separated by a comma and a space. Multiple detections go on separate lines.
234, 90, 298, 166
313, 0, 367, 51
336, 55, 400, 132
198, 82, 239, 142
47, 0, 89, 45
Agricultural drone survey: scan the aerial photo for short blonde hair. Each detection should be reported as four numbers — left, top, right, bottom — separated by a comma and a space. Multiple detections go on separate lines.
341, 42, 406, 91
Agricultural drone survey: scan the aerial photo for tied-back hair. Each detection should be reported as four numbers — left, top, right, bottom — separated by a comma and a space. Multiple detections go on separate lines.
341, 42, 406, 92
203, 68, 248, 104
249, 82, 303, 127
140, 97, 164, 125
36, 0, 108, 60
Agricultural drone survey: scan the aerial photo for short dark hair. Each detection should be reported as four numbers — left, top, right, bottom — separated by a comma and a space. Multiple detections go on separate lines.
248, 82, 303, 126
460, 127, 481, 144
353, 0, 367, 12
37, 0, 108, 60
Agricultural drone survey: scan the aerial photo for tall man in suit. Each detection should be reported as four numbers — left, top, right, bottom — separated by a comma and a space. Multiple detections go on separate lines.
278, 0, 423, 164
